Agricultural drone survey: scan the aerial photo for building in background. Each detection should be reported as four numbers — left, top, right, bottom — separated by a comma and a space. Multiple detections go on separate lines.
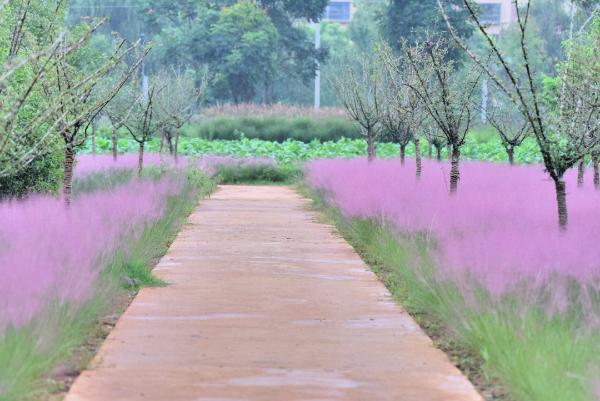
323, 0, 355, 24
474, 0, 518, 34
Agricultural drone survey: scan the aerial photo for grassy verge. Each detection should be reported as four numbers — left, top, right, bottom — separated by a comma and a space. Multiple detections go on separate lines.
300, 185, 599, 401
0, 168, 215, 401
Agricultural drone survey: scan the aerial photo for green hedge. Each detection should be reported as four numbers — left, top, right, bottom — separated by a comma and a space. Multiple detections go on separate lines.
184, 116, 361, 143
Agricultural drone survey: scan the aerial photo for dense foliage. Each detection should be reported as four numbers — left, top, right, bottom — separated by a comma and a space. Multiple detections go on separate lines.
0, 1, 68, 196
381, 0, 474, 61
68, 0, 329, 104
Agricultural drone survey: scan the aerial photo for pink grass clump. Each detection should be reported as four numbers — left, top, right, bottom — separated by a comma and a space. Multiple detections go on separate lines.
0, 177, 182, 331
306, 158, 600, 302
75, 154, 276, 178
74, 153, 171, 177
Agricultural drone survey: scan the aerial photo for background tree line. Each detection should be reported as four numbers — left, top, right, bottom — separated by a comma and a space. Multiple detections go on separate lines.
67, 0, 595, 106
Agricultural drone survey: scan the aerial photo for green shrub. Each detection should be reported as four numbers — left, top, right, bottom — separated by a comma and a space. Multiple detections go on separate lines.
216, 164, 302, 184
0, 145, 64, 199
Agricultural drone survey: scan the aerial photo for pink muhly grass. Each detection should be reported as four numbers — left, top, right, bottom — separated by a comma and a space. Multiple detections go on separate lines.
200, 103, 347, 120
306, 158, 600, 303
75, 154, 276, 178
0, 177, 182, 331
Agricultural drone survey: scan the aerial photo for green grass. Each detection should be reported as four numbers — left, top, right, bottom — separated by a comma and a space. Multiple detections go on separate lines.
0, 168, 215, 401
301, 185, 599, 401
72, 169, 135, 197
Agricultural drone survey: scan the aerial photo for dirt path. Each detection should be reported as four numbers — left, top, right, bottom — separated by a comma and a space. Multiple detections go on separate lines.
65, 185, 482, 401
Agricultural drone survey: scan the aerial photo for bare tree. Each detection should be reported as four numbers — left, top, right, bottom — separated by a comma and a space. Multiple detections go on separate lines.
104, 79, 137, 161
380, 104, 412, 164
154, 67, 208, 161
119, 82, 163, 177
424, 125, 447, 161
487, 91, 530, 165
379, 44, 428, 177
41, 27, 146, 204
402, 37, 481, 192
439, 0, 600, 229
332, 55, 385, 161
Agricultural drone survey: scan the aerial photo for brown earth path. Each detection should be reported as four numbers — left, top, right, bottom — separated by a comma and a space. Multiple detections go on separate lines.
64, 185, 482, 401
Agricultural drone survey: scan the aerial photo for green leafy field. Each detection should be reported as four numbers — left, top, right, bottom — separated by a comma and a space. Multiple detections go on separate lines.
84, 135, 543, 165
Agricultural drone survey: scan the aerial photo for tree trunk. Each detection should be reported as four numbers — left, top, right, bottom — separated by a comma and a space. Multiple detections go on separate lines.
593, 153, 599, 190
554, 177, 568, 231
91, 122, 97, 155
112, 130, 118, 161
415, 138, 422, 178
167, 133, 174, 156
63, 144, 75, 206
138, 141, 145, 178
159, 134, 165, 153
400, 144, 406, 165
450, 146, 461, 194
507, 147, 515, 165
577, 159, 585, 188
174, 129, 181, 162
367, 128, 376, 162
435, 144, 442, 161
427, 140, 433, 159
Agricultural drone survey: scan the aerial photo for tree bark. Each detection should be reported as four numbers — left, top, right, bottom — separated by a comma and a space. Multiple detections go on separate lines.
138, 141, 144, 178
554, 177, 568, 231
174, 129, 181, 162
112, 130, 118, 161
91, 122, 97, 156
400, 144, 406, 165
507, 147, 515, 165
593, 153, 599, 190
159, 134, 165, 153
167, 132, 174, 156
427, 140, 433, 159
435, 144, 442, 161
450, 146, 460, 194
367, 128, 376, 162
577, 159, 585, 188
63, 144, 75, 206
414, 138, 422, 178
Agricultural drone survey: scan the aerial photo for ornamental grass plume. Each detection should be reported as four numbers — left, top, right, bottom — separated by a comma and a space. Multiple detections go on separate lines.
75, 154, 277, 178
0, 177, 181, 332
306, 158, 600, 301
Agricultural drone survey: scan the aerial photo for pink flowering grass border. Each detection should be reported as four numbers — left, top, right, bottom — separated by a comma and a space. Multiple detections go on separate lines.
0, 168, 215, 401
305, 158, 600, 401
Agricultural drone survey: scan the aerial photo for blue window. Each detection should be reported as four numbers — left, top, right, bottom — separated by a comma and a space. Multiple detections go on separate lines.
325, 1, 351, 23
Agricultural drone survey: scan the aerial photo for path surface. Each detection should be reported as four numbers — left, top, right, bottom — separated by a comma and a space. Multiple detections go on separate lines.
65, 185, 482, 401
